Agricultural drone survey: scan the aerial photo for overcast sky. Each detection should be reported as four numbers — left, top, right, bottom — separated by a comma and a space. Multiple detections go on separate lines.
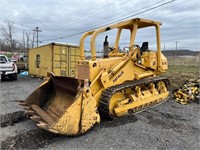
0, 0, 199, 51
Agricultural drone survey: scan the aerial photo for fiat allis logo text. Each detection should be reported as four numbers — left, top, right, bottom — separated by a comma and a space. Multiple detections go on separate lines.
113, 71, 124, 83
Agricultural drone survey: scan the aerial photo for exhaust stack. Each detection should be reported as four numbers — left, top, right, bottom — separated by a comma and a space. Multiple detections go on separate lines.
103, 36, 109, 58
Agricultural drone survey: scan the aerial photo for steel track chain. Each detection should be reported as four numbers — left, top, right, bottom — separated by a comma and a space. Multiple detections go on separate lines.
99, 77, 170, 119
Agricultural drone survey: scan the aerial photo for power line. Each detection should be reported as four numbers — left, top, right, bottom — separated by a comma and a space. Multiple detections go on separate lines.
48, 0, 196, 37
57, 0, 116, 27
2, 0, 196, 40
98, 0, 176, 26
41, 0, 132, 35
40, 0, 154, 36
141, 0, 195, 19
2, 0, 198, 50
42, 0, 176, 42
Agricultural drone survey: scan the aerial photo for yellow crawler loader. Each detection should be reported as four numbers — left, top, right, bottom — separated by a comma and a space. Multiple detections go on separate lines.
18, 18, 170, 135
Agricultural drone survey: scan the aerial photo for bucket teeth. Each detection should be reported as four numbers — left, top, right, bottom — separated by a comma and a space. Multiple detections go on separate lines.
30, 115, 44, 122
27, 110, 37, 115
31, 104, 55, 126
37, 121, 49, 129
17, 100, 29, 106
19, 102, 29, 106
23, 106, 33, 111
15, 100, 25, 103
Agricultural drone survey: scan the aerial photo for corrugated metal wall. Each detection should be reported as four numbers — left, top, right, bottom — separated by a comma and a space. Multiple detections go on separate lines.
28, 43, 80, 77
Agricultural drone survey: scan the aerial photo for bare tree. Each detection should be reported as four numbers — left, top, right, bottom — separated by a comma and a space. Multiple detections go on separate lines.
21, 27, 35, 54
0, 20, 16, 53
0, 38, 10, 51
26, 32, 31, 49
22, 29, 25, 50
31, 31, 36, 48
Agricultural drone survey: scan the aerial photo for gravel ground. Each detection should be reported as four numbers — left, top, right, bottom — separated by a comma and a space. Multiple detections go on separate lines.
0, 76, 43, 115
0, 75, 199, 150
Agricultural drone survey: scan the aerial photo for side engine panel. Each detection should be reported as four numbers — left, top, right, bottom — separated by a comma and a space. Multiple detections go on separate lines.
141, 51, 168, 71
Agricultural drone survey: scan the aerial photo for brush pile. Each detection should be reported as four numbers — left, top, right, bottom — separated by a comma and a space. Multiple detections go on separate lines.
174, 78, 199, 104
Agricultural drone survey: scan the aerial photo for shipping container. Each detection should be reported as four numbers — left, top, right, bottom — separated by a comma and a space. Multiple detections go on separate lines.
28, 43, 80, 77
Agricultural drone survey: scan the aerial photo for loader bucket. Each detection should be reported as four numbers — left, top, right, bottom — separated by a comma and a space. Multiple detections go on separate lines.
18, 73, 100, 135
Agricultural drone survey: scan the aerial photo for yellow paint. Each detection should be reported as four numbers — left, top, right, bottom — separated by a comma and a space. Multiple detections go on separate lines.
28, 43, 80, 77
21, 18, 170, 136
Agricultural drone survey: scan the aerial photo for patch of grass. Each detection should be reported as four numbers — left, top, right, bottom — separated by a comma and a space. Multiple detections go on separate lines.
167, 56, 199, 66
167, 65, 199, 75
161, 56, 200, 90
162, 65, 199, 90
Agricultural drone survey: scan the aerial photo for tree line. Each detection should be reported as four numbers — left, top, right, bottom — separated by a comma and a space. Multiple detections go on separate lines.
0, 20, 36, 54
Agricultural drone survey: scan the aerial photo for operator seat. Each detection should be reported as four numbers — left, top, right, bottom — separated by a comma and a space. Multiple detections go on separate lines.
141, 42, 149, 53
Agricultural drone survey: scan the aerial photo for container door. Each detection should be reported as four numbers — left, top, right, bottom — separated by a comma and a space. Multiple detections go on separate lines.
60, 46, 69, 76
69, 47, 80, 77
53, 45, 69, 76
53, 45, 80, 77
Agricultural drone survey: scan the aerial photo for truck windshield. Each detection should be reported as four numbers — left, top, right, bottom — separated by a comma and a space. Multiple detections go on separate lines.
0, 56, 7, 62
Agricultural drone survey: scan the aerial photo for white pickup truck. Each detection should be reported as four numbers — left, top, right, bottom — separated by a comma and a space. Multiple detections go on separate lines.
0, 54, 18, 81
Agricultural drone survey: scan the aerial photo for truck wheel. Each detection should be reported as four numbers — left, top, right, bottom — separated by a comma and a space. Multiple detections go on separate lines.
9, 74, 17, 80
0, 75, 5, 81
13, 74, 18, 80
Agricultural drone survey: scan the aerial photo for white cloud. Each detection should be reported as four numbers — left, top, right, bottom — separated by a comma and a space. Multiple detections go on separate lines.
0, 0, 199, 50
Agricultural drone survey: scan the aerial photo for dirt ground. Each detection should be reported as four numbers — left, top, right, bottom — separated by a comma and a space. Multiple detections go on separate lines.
0, 75, 200, 150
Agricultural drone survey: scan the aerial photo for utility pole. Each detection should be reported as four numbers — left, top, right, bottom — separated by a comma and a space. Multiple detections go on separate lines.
175, 41, 178, 56
175, 41, 179, 64
33, 27, 42, 47
0, 39, 1, 52
175, 41, 178, 51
